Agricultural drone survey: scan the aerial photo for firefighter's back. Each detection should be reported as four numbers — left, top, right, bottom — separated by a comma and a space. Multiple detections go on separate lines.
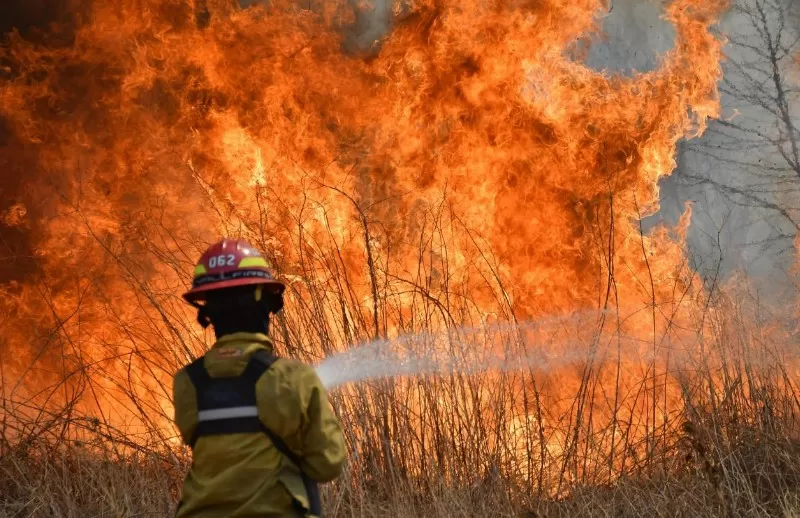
173, 334, 344, 517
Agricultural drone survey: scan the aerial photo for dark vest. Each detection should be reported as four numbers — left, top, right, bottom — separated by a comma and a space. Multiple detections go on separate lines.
184, 350, 322, 517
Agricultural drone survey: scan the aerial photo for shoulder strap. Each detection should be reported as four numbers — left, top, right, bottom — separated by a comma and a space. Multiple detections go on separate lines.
249, 349, 280, 371
185, 350, 275, 389
184, 356, 210, 389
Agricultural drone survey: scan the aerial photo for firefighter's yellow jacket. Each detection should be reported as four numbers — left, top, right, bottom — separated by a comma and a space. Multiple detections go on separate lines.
172, 332, 346, 517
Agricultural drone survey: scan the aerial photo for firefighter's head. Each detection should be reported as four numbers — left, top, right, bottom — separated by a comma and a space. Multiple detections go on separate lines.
183, 239, 285, 338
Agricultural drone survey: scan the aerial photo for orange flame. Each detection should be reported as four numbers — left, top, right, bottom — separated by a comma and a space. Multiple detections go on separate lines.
0, 0, 731, 481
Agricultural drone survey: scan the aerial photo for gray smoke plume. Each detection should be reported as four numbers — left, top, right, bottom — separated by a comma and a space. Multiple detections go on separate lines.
342, 0, 394, 54
237, 0, 394, 54
587, 0, 800, 299
679, 0, 800, 299
584, 0, 676, 75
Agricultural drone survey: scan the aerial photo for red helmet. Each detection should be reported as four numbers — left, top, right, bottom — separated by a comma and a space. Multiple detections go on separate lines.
182, 238, 285, 304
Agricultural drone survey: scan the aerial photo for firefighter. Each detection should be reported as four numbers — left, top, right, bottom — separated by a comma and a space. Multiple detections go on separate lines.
172, 238, 346, 517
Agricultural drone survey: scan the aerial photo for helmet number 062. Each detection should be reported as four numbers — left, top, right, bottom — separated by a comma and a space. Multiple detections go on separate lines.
208, 254, 236, 268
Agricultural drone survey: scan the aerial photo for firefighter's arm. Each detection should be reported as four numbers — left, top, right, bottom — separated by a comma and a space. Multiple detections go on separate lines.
294, 365, 346, 482
172, 368, 199, 445
262, 360, 346, 482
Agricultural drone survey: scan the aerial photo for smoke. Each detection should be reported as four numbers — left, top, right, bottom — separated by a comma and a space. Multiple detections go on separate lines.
235, 0, 394, 53
678, 0, 800, 297
0, 0, 89, 43
0, 1, 69, 39
341, 0, 394, 54
584, 0, 676, 75
682, 0, 800, 287
586, 0, 800, 299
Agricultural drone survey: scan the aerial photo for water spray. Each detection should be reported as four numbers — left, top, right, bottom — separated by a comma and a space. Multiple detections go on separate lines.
314, 312, 647, 390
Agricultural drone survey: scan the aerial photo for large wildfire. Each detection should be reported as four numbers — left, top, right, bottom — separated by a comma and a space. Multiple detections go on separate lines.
0, 0, 754, 493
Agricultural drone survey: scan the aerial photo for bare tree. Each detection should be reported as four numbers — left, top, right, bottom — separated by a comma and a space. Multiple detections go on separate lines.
674, 0, 800, 283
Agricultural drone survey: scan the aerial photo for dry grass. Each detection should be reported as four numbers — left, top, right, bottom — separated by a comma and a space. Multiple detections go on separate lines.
3, 298, 800, 518
2, 419, 800, 517
1, 183, 799, 517
0, 439, 177, 517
